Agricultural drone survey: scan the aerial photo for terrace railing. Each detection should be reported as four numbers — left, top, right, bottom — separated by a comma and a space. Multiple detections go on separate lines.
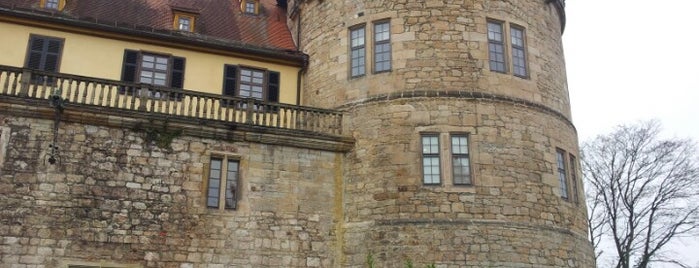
0, 65, 343, 136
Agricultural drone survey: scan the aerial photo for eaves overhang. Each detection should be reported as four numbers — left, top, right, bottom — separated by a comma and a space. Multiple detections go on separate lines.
0, 6, 309, 68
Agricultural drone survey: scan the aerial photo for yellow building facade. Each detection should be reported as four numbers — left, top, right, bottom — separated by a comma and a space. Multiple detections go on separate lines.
0, 11, 302, 105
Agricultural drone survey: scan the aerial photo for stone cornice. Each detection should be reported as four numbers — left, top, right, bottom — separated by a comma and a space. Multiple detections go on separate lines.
336, 90, 576, 133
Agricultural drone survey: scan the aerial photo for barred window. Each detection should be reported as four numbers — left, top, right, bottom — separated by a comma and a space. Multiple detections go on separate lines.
373, 21, 391, 73
350, 25, 366, 77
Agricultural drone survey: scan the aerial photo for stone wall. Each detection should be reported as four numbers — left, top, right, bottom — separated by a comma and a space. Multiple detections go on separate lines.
294, 0, 593, 266
0, 113, 343, 267
339, 96, 593, 267
298, 0, 570, 118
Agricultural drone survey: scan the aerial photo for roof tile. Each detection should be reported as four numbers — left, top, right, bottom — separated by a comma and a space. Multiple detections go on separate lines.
0, 0, 296, 51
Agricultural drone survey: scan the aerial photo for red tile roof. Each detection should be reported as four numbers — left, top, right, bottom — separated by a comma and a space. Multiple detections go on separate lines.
0, 0, 297, 51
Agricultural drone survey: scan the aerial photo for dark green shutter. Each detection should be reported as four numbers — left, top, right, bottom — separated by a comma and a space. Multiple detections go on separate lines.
43, 39, 62, 72
223, 65, 238, 96
26, 36, 62, 72
267, 71, 280, 103
170, 57, 185, 89
121, 50, 139, 83
26, 37, 45, 70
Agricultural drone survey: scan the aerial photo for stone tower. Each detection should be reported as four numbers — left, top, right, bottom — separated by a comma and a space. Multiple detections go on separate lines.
291, 0, 594, 267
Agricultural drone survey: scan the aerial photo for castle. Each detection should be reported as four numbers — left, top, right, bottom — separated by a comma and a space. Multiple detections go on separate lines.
0, 0, 594, 267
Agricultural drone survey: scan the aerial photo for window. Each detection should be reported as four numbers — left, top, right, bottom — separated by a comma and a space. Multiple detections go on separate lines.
120, 50, 185, 89
421, 134, 441, 185
487, 20, 506, 73
488, 19, 529, 78
45, 0, 59, 9
243, 0, 258, 14
222, 65, 280, 102
178, 17, 191, 31
569, 154, 579, 203
173, 13, 196, 32
510, 24, 528, 77
373, 21, 391, 73
41, 0, 64, 10
556, 149, 569, 199
349, 25, 366, 78
451, 134, 471, 185
139, 54, 169, 86
207, 157, 240, 210
25, 35, 64, 84
0, 126, 9, 169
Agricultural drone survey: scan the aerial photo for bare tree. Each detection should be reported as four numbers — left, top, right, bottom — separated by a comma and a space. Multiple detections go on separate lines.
582, 120, 699, 268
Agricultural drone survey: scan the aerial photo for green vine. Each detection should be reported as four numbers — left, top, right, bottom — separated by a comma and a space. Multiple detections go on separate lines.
134, 121, 182, 151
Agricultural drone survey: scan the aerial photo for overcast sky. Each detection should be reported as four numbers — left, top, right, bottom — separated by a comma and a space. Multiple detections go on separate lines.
563, 0, 699, 267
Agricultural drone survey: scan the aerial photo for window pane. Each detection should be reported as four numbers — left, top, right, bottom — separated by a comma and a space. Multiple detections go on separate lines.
557, 150, 568, 199
208, 158, 223, 208
421, 135, 441, 184
239, 68, 266, 100
451, 136, 468, 154
511, 26, 527, 77
225, 160, 239, 209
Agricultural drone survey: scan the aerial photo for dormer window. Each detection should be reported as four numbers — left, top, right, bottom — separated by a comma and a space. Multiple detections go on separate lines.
242, 0, 259, 15
40, 0, 65, 10
173, 12, 197, 32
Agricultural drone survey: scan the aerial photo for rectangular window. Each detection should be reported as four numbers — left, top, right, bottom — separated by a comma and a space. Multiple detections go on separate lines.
139, 54, 169, 86
487, 21, 506, 73
510, 25, 528, 77
173, 12, 197, 32
350, 25, 366, 77
207, 157, 240, 210
244, 0, 257, 14
556, 149, 569, 199
178, 17, 191, 31
120, 50, 185, 89
222, 65, 280, 103
373, 21, 391, 73
45, 0, 59, 9
569, 154, 579, 203
451, 134, 471, 185
25, 35, 64, 84
421, 134, 441, 185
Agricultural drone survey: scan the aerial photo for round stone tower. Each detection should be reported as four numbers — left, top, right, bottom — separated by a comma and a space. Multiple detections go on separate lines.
293, 0, 594, 266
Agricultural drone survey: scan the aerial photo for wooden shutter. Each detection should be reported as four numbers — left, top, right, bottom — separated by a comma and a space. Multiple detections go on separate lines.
26, 37, 44, 70
43, 39, 62, 72
26, 36, 62, 72
120, 50, 139, 83
267, 71, 280, 103
223, 65, 238, 96
170, 57, 185, 89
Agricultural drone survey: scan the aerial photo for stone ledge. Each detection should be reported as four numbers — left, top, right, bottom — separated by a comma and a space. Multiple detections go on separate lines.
0, 96, 355, 152
375, 218, 587, 240
337, 90, 576, 132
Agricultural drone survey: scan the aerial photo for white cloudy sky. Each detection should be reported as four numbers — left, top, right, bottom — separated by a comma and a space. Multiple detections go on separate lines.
563, 0, 699, 267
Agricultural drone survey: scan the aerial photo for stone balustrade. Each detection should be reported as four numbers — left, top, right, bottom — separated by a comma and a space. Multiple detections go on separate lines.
0, 65, 343, 136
